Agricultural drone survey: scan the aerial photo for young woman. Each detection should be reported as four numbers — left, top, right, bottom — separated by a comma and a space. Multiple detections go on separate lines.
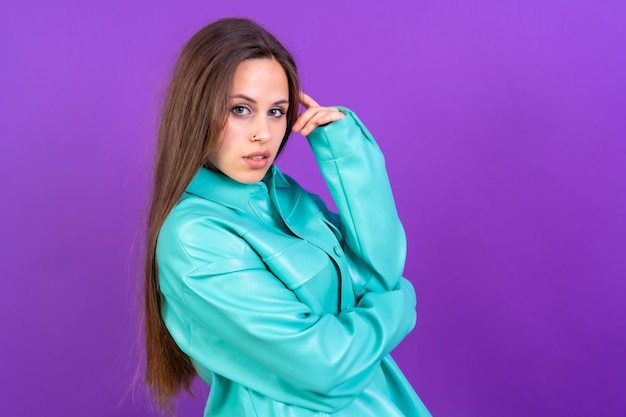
143, 17, 431, 416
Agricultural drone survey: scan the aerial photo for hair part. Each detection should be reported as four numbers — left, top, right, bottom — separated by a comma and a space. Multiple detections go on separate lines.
143, 17, 300, 414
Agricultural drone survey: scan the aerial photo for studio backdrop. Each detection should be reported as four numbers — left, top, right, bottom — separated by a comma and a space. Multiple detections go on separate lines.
1, 1, 624, 416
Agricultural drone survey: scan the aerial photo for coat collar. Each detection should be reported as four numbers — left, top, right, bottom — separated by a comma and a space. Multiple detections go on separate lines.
185, 165, 291, 212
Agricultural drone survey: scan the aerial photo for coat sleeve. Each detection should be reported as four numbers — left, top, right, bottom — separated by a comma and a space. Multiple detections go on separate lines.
157, 211, 417, 413
306, 108, 407, 296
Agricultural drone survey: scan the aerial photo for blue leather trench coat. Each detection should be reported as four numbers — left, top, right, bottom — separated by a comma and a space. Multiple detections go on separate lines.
157, 108, 431, 416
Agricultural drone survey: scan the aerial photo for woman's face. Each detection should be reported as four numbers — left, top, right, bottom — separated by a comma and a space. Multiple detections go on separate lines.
210, 58, 290, 184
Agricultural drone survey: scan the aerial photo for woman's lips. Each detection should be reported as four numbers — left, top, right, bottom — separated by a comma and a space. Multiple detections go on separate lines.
243, 151, 271, 169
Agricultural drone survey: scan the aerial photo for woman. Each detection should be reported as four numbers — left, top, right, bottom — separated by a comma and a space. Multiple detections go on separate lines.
144, 17, 431, 416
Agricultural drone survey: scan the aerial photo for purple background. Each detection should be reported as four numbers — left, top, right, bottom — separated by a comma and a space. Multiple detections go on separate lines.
1, 1, 624, 416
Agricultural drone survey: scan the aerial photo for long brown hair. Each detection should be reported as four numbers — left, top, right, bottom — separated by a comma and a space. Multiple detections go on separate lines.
143, 17, 300, 413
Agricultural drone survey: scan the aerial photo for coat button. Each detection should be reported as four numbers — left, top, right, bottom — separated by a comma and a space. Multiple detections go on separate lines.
333, 246, 343, 256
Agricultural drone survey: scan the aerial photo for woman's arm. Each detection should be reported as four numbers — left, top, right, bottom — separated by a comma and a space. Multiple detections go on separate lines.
157, 211, 416, 413
294, 94, 407, 296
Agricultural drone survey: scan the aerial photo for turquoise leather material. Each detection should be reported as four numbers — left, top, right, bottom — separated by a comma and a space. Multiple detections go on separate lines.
156, 108, 431, 416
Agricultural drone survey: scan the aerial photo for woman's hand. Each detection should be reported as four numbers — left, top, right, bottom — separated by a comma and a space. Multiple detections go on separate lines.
292, 92, 345, 136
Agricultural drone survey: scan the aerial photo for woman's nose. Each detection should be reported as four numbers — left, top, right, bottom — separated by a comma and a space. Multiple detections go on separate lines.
250, 117, 271, 142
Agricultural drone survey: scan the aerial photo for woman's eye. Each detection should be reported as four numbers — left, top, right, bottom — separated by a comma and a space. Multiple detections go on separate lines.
232, 106, 250, 116
269, 108, 286, 118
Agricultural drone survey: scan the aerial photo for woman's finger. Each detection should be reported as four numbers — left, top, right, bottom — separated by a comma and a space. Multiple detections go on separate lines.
293, 105, 326, 132
293, 92, 344, 135
299, 92, 319, 109
297, 108, 344, 136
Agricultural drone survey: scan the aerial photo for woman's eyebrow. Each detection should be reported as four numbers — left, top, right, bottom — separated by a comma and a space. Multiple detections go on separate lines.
230, 94, 289, 106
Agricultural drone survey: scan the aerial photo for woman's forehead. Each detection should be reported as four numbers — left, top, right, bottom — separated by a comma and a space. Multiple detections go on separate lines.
230, 59, 289, 102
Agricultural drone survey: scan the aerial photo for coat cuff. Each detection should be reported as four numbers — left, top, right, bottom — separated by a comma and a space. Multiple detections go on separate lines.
306, 107, 381, 162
